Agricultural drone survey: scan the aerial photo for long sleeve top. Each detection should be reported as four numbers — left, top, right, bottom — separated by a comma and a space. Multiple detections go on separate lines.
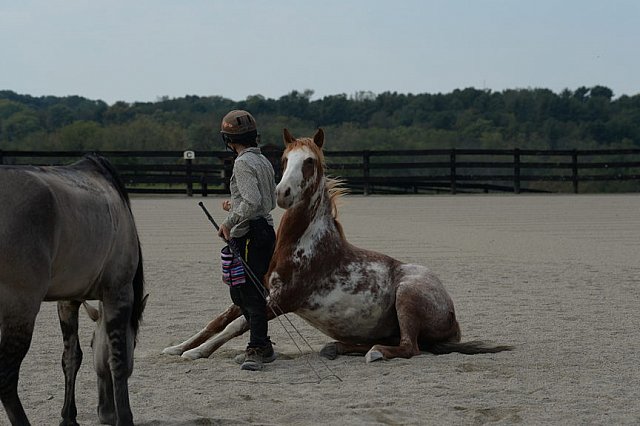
222, 147, 276, 238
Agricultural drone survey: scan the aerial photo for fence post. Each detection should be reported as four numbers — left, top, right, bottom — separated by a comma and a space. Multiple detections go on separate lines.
514, 148, 521, 194
572, 150, 579, 194
201, 175, 208, 197
183, 150, 195, 197
0, 149, 3, 165
185, 159, 193, 196
363, 150, 371, 195
449, 149, 457, 195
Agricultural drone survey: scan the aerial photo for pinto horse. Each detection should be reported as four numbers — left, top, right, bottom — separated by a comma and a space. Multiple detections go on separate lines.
164, 129, 511, 362
0, 155, 146, 426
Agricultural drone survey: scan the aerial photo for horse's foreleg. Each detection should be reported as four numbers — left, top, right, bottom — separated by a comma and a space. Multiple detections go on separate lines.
181, 301, 286, 360
181, 315, 249, 360
0, 308, 38, 426
57, 301, 82, 426
162, 304, 242, 356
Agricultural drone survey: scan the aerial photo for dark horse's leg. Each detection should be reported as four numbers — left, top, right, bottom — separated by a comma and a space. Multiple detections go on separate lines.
0, 307, 38, 426
95, 297, 134, 426
57, 301, 82, 426
94, 348, 115, 426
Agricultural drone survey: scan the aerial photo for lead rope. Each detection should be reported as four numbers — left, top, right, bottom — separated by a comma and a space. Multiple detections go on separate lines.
200, 202, 342, 383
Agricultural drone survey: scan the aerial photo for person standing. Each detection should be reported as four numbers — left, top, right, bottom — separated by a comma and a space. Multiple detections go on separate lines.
218, 110, 277, 371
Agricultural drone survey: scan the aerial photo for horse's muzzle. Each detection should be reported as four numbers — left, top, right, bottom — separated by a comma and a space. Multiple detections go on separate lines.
276, 185, 293, 209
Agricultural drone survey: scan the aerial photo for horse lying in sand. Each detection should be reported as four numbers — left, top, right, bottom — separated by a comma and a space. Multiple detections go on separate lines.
163, 129, 511, 362
0, 155, 146, 426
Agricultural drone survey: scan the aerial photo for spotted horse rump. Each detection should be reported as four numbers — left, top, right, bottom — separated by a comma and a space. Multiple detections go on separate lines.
163, 128, 512, 362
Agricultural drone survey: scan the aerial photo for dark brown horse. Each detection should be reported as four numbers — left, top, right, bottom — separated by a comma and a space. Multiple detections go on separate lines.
163, 129, 511, 361
0, 155, 146, 426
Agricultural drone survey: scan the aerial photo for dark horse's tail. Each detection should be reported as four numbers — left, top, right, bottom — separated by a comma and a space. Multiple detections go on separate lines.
83, 154, 147, 338
423, 341, 514, 355
130, 243, 145, 338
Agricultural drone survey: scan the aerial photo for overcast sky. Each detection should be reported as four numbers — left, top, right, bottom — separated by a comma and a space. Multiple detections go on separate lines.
1, 0, 638, 104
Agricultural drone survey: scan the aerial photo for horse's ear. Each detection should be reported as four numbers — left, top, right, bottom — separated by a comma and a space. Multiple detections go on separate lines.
283, 128, 295, 146
313, 128, 324, 149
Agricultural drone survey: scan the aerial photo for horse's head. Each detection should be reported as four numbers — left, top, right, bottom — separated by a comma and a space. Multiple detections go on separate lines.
276, 128, 325, 209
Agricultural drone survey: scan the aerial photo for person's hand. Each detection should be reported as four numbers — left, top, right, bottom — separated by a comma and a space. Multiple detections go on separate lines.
218, 224, 231, 241
222, 199, 231, 211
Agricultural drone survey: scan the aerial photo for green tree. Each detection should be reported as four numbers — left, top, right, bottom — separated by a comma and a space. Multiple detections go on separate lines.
2, 110, 41, 141
57, 121, 103, 150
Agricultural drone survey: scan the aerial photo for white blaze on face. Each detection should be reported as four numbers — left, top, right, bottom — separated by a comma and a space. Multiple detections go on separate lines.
276, 146, 317, 208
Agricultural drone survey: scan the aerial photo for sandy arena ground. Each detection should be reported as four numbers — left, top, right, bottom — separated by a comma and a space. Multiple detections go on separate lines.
8, 194, 640, 425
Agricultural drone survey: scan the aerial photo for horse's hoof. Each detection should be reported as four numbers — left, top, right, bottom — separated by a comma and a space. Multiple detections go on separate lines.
365, 349, 385, 363
97, 411, 116, 426
181, 349, 204, 360
162, 345, 183, 356
319, 342, 338, 360
59, 419, 79, 426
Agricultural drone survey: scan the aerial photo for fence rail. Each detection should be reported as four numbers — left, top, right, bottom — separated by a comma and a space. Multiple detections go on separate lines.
1, 148, 639, 195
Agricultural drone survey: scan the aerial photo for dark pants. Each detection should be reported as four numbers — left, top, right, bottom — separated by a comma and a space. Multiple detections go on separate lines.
228, 218, 276, 349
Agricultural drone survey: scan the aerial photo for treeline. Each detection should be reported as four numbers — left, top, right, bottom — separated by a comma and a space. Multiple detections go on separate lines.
1, 86, 639, 152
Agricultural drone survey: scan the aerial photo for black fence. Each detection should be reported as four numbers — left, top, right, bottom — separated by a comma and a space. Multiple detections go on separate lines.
1, 148, 639, 195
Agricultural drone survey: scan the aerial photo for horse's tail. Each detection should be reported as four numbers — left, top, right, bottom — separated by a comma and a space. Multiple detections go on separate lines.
91, 154, 146, 336
79, 154, 147, 338
131, 242, 147, 339
424, 340, 514, 355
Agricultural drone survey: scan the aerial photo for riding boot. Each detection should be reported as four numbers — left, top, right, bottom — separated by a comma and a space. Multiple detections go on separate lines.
235, 340, 276, 368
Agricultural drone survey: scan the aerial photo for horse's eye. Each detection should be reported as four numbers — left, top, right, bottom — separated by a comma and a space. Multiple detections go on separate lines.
304, 158, 314, 165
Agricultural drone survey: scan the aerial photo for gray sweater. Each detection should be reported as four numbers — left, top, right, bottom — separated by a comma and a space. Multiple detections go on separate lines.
222, 147, 276, 238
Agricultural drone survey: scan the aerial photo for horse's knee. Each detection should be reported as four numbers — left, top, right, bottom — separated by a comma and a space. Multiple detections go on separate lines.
0, 325, 34, 383
61, 340, 83, 373
0, 363, 20, 401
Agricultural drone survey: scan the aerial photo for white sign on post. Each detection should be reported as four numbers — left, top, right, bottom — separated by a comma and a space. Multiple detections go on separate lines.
183, 150, 195, 160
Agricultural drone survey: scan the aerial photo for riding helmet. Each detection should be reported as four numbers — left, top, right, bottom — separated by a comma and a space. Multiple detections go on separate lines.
220, 110, 258, 144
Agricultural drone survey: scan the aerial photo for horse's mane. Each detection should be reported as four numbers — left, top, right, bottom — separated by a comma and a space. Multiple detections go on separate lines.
326, 177, 347, 239
80, 154, 146, 337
